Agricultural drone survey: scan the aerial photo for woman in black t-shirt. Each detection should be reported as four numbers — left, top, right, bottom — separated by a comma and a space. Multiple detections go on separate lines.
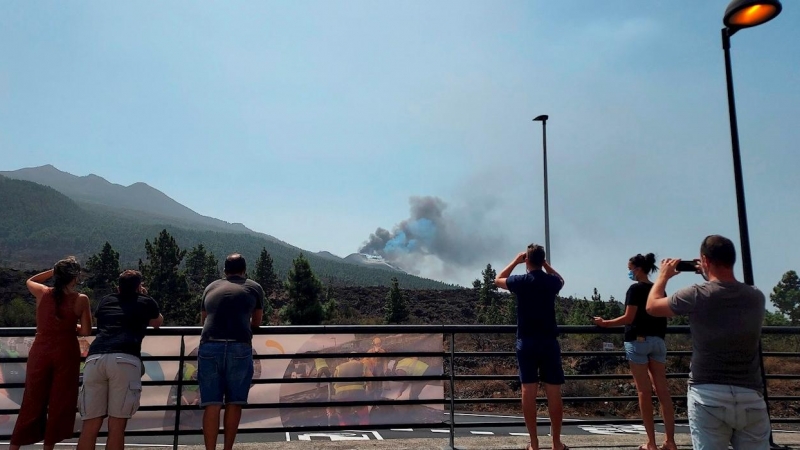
592, 253, 676, 450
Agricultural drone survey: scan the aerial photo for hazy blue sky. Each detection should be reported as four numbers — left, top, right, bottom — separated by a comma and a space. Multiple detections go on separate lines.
1, 1, 798, 300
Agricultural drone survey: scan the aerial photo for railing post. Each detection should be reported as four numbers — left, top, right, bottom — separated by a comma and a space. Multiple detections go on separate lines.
758, 340, 782, 449
173, 334, 186, 450
447, 331, 460, 450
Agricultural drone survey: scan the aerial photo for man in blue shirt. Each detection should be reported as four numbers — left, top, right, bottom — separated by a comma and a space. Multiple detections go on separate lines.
496, 244, 566, 450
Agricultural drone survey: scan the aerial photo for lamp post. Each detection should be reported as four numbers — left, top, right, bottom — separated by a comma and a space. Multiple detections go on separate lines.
721, 0, 782, 447
533, 115, 551, 261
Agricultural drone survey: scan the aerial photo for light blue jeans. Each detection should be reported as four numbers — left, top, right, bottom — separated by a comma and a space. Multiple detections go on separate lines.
687, 384, 770, 450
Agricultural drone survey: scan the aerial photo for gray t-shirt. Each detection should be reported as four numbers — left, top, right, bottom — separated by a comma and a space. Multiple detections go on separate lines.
668, 280, 765, 391
201, 276, 264, 344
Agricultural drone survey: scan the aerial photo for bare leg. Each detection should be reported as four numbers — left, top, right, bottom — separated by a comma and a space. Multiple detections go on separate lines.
649, 360, 677, 450
203, 405, 222, 450
543, 383, 564, 450
76, 417, 104, 450
223, 404, 243, 450
106, 417, 128, 450
521, 382, 540, 450
630, 362, 658, 450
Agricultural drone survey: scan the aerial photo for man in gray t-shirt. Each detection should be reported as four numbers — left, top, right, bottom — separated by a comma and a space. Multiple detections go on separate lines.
646, 235, 769, 450
198, 254, 264, 450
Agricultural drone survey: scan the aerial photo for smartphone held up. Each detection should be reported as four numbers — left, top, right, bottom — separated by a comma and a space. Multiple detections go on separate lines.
676, 259, 700, 273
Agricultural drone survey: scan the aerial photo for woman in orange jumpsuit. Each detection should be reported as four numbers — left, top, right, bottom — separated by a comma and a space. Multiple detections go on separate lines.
9, 257, 92, 450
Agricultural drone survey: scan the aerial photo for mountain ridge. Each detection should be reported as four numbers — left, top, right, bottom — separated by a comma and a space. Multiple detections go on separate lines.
0, 172, 454, 289
0, 165, 274, 240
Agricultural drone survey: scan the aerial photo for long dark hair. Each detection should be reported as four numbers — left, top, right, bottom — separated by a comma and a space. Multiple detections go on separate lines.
52, 257, 81, 319
629, 253, 658, 275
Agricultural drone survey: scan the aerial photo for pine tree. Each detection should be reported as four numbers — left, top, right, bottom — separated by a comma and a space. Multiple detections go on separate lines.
85, 242, 121, 291
321, 280, 338, 323
280, 253, 323, 325
138, 229, 194, 325
185, 244, 210, 286
384, 277, 409, 324
770, 270, 800, 325
185, 244, 219, 288
202, 253, 219, 286
477, 264, 503, 324
253, 247, 278, 321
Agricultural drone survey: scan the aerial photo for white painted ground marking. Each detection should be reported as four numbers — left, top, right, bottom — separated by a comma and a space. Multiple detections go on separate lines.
470, 431, 494, 435
431, 429, 451, 433
390, 428, 414, 432
579, 424, 647, 435
286, 431, 291, 441
297, 432, 371, 441
510, 432, 529, 436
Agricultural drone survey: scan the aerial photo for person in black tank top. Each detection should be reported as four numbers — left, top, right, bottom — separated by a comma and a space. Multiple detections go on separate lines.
592, 253, 677, 450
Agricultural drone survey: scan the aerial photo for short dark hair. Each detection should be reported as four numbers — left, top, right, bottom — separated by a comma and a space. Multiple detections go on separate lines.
119, 270, 143, 295
224, 253, 246, 275
700, 235, 736, 268
526, 244, 546, 266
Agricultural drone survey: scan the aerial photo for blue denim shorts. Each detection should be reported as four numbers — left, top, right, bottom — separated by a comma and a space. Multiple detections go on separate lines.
197, 341, 254, 407
687, 384, 769, 450
624, 336, 667, 365
516, 338, 565, 385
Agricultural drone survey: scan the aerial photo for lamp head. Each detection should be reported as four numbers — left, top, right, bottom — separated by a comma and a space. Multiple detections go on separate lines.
724, 0, 782, 30
533, 115, 549, 122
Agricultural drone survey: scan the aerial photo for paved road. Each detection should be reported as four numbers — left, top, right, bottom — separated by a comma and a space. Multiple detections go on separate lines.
54, 413, 698, 446
5, 413, 798, 446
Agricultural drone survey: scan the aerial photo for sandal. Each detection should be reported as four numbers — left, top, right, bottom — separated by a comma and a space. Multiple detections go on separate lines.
660, 444, 678, 450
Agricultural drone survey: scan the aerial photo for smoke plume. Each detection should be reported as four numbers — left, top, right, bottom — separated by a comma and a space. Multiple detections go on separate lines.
359, 196, 509, 273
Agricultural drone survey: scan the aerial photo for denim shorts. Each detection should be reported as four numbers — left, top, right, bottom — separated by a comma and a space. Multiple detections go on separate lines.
197, 341, 254, 407
516, 338, 565, 385
687, 384, 769, 450
624, 336, 667, 365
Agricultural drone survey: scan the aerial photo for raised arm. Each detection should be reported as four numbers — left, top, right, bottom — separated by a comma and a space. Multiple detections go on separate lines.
26, 269, 54, 302
495, 252, 526, 290
542, 261, 564, 288
646, 258, 679, 318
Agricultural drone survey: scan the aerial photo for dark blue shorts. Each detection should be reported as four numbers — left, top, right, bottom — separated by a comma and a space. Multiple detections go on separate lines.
197, 341, 254, 407
516, 337, 565, 385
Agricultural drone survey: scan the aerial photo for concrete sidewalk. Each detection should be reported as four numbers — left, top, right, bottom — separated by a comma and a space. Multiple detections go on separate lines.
128, 433, 800, 450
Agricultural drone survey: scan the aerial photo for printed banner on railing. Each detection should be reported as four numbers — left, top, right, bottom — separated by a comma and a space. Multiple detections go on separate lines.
0, 333, 443, 434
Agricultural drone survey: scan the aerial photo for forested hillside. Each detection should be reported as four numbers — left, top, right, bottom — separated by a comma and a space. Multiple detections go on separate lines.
0, 176, 454, 289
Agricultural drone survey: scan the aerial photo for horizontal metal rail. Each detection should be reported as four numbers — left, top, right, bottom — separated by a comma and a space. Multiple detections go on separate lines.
0, 324, 797, 449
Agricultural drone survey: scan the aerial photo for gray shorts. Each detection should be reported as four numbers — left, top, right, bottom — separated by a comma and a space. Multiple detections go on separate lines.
79, 353, 143, 420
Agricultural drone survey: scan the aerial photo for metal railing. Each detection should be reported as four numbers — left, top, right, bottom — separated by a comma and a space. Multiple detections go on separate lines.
1, 325, 798, 450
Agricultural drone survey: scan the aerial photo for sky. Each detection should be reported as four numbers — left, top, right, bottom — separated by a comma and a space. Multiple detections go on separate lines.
1, 1, 798, 301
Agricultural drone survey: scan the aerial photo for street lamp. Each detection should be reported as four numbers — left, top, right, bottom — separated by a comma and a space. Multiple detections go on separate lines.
720, 1, 782, 447
533, 115, 551, 262
722, 0, 781, 287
